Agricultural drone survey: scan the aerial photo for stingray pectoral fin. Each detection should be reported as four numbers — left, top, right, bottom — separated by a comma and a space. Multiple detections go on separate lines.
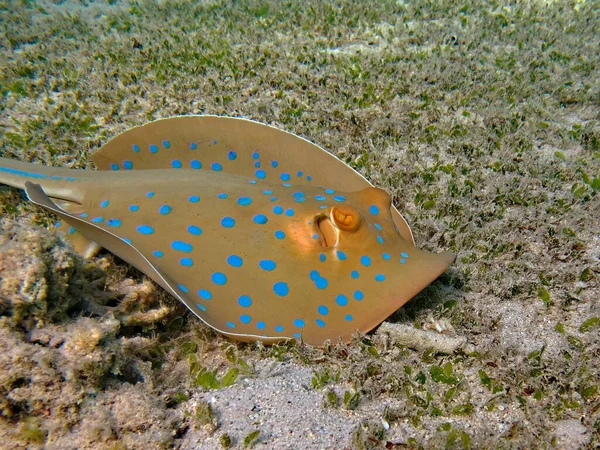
24, 183, 183, 302
24, 182, 284, 342
24, 182, 167, 285
366, 249, 456, 335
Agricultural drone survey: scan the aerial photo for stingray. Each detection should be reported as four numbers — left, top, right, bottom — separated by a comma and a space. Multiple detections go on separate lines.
0, 116, 455, 345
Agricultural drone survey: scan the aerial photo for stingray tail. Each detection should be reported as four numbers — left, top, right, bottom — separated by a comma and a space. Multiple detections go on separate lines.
0, 157, 79, 188
0, 157, 89, 204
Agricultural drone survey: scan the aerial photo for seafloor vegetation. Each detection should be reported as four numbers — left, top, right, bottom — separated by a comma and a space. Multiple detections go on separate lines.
0, 0, 598, 448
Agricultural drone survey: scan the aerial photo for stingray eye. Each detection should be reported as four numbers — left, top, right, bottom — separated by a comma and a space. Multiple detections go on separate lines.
331, 205, 361, 232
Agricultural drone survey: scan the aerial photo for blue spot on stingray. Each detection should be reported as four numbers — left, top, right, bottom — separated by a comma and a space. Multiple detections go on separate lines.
129, 205, 139, 212
237, 196, 252, 206
150, 144, 158, 153
400, 259, 407, 264
295, 197, 305, 203
354, 290, 364, 301
333, 195, 346, 202
320, 205, 327, 209
293, 192, 304, 198
369, 205, 380, 215
212, 140, 217, 144
228, 151, 237, 160
263, 190, 273, 195
198, 289, 212, 300
280, 173, 290, 181
315, 195, 326, 201
377, 236, 384, 244
253, 214, 268, 225
92, 217, 105, 224
50, 176, 61, 180
318, 305, 329, 315
66, 176, 77, 181
106, 219, 121, 227
315, 319, 326, 327
188, 225, 202, 235
100, 200, 109, 208
163, 140, 171, 148
256, 321, 266, 330
310, 270, 328, 289
212, 272, 227, 285
383, 253, 391, 260
68, 227, 75, 235
275, 325, 284, 332
345, 314, 353, 321
255, 169, 266, 179
401, 252, 409, 258
336, 251, 347, 260
254, 161, 260, 168
178, 284, 189, 293
297, 171, 303, 177
319, 253, 326, 262
312, 234, 318, 239
146, 191, 155, 198
273, 205, 283, 215
123, 160, 133, 170
238, 295, 252, 307
132, 144, 140, 153
227, 255, 243, 267
153, 250, 163, 258
110, 163, 119, 170
375, 274, 386, 282
374, 223, 382, 231
218, 193, 228, 199
190, 142, 197, 150
171, 241, 192, 252
240, 315, 251, 324
282, 183, 291, 187
252, 151, 260, 159
307, 175, 313, 181
79, 213, 88, 218
226, 322, 236, 328
360, 255, 371, 267
351, 270, 360, 279
285, 209, 294, 217
336, 294, 348, 307
211, 162, 222, 171
294, 319, 305, 328
249, 180, 257, 184
271, 160, 279, 168
274, 230, 285, 239
188, 195, 200, 203
259, 260, 276, 271
190, 159, 202, 169
273, 282, 289, 297
159, 205, 172, 215
270, 197, 278, 201
197, 303, 207, 311
122, 238, 132, 245
180, 257, 193, 266
325, 189, 335, 194
293, 333, 301, 338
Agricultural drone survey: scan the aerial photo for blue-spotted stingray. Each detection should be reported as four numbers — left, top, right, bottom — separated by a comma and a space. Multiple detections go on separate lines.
0, 116, 455, 345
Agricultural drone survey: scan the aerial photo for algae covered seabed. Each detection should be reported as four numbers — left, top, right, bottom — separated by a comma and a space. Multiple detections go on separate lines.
0, 0, 598, 448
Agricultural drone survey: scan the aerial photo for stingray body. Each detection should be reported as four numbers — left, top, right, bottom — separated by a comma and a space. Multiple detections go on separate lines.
0, 116, 455, 345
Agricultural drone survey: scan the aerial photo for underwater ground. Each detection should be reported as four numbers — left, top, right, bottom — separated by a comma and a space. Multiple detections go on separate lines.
0, 0, 598, 448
